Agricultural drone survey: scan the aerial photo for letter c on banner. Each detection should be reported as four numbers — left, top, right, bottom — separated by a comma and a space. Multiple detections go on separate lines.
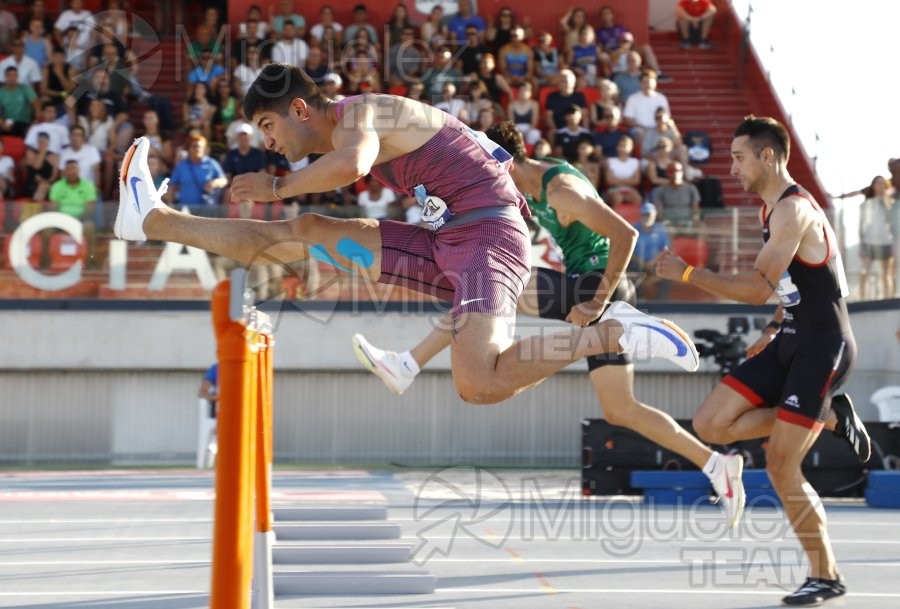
8, 212, 83, 290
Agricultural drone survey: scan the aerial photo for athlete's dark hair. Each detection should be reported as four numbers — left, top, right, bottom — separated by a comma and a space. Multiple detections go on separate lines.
733, 115, 791, 162
485, 121, 527, 164
242, 63, 331, 121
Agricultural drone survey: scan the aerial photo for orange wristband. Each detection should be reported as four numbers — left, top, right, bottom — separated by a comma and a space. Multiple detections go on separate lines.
681, 265, 695, 283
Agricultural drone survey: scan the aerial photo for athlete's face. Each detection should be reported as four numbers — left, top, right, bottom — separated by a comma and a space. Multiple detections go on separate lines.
253, 100, 318, 163
731, 135, 768, 194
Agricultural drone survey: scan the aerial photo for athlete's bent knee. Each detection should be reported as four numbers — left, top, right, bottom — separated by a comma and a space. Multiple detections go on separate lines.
454, 377, 506, 405
692, 412, 729, 445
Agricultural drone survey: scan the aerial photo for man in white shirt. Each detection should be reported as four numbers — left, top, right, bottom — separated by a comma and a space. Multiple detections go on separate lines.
435, 82, 469, 123
622, 69, 670, 145
0, 38, 43, 88
309, 5, 343, 43
357, 175, 397, 220
58, 124, 101, 185
271, 19, 308, 67
53, 0, 95, 52
25, 102, 70, 155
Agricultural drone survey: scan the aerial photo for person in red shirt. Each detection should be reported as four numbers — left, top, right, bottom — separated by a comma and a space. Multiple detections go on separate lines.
676, 0, 717, 49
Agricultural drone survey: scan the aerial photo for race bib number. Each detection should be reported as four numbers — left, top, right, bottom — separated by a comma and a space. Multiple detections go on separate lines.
776, 271, 801, 307
413, 184, 454, 231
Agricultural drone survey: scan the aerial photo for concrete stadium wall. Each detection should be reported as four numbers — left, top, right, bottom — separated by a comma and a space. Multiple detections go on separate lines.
2, 303, 898, 465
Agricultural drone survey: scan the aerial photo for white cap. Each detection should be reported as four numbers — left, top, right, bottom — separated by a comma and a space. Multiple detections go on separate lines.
236, 122, 254, 135
322, 72, 342, 86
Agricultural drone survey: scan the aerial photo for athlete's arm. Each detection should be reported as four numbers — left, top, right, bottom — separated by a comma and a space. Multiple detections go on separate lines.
547, 174, 637, 318
275, 101, 381, 198
656, 198, 811, 305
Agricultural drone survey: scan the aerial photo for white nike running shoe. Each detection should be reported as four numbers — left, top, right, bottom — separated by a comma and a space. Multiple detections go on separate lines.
114, 137, 168, 241
351, 334, 418, 395
708, 453, 746, 528
599, 301, 700, 372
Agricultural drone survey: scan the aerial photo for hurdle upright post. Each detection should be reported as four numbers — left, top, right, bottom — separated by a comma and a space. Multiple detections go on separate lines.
210, 271, 274, 609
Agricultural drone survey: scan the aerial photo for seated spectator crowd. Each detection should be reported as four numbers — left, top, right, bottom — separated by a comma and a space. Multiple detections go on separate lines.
0, 0, 719, 301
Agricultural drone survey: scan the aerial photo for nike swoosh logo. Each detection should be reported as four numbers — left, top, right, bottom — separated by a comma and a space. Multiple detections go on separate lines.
460, 297, 487, 306
635, 322, 688, 356
130, 176, 143, 213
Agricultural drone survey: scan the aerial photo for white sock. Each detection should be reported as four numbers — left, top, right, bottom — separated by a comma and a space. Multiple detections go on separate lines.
398, 351, 420, 375
702, 452, 721, 479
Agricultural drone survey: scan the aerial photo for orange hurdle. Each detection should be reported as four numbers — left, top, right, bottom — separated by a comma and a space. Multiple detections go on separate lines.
210, 271, 274, 609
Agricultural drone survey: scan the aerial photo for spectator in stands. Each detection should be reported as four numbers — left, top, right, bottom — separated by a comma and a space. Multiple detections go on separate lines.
435, 82, 469, 123
532, 138, 551, 159
272, 19, 309, 68
309, 5, 343, 46
97, 1, 128, 46
593, 104, 629, 160
623, 70, 670, 145
644, 135, 678, 190
166, 134, 228, 216
574, 140, 602, 188
676, 0, 717, 49
59, 124, 101, 185
25, 106, 69, 177
48, 159, 97, 267
269, 0, 303, 38
0, 37, 43, 91
485, 6, 516, 55
78, 98, 113, 153
588, 78, 620, 128
343, 52, 380, 96
0, 1, 17, 53
345, 4, 379, 46
54, 0, 95, 57
612, 50, 644, 106
641, 107, 689, 165
23, 19, 52, 71
859, 175, 896, 299
43, 47, 76, 109
303, 46, 330, 86
423, 46, 461, 103
238, 5, 268, 40
318, 25, 341, 71
459, 26, 490, 76
652, 161, 702, 228
552, 105, 593, 163
498, 26, 534, 89
387, 26, 426, 81
631, 201, 672, 299
596, 5, 670, 82
544, 69, 587, 137
604, 134, 642, 207
20, 0, 54, 40
0, 67, 38, 137
211, 81, 238, 146
475, 106, 497, 131
23, 132, 58, 201
568, 24, 602, 86
141, 109, 173, 169
532, 31, 561, 88
420, 5, 448, 49
188, 49, 227, 94
508, 81, 542, 145
558, 7, 588, 55
319, 72, 345, 101
187, 24, 223, 63
384, 2, 414, 50
448, 0, 485, 45
474, 53, 512, 105
405, 79, 426, 103
232, 18, 267, 70
357, 175, 397, 220
222, 123, 268, 201
183, 82, 216, 141
234, 46, 264, 98
464, 78, 503, 127
0, 137, 13, 197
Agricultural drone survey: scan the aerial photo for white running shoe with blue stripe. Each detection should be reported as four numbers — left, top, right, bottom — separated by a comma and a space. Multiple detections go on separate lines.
114, 137, 168, 241
600, 301, 700, 372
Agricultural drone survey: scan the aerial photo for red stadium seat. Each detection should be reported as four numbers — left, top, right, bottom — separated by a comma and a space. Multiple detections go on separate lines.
671, 235, 709, 268
615, 203, 641, 224
1, 136, 25, 163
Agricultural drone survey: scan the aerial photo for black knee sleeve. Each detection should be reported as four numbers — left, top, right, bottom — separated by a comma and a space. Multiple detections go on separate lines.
586, 352, 632, 371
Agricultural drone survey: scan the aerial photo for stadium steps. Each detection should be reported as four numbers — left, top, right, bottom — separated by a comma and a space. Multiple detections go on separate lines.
650, 31, 754, 206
